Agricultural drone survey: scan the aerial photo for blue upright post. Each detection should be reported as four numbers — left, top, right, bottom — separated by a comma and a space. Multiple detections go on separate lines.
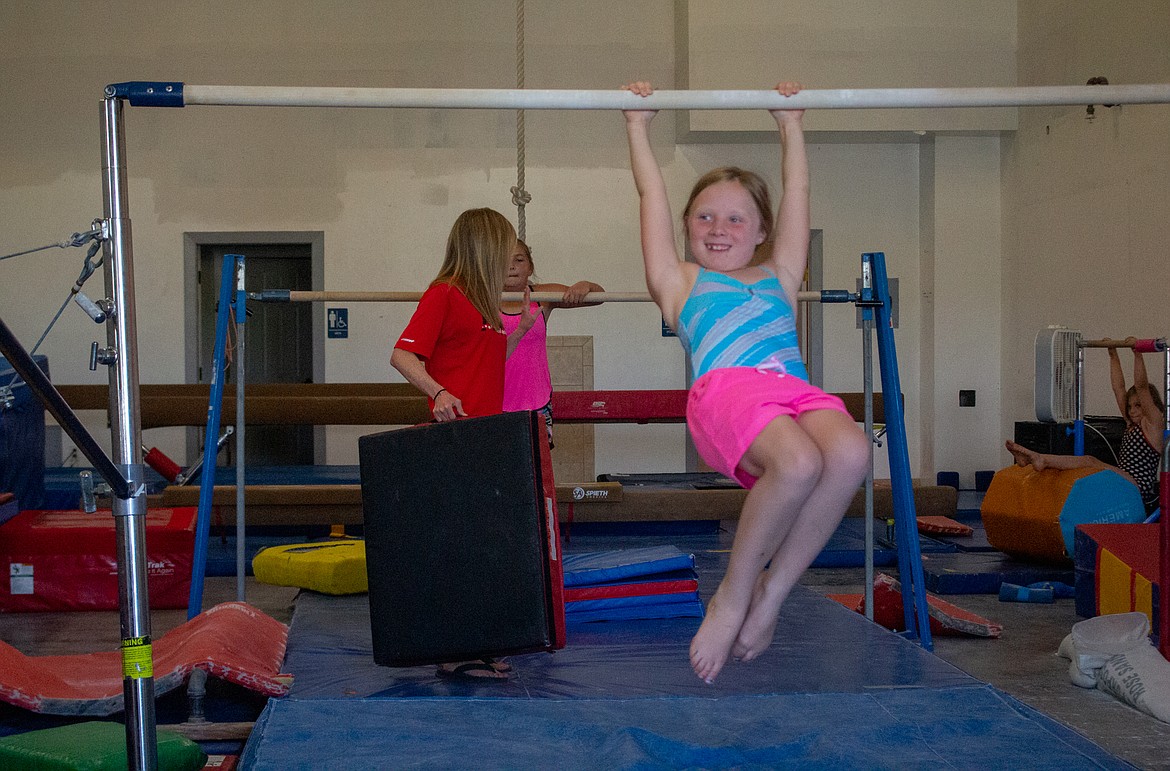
864, 252, 932, 649
186, 255, 241, 619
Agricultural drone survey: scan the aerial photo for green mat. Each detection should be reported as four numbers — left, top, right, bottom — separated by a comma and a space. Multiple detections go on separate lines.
0, 721, 206, 770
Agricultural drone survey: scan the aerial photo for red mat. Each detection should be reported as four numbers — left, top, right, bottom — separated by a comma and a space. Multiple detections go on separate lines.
917, 516, 974, 537
0, 602, 290, 716
0, 508, 195, 612
830, 573, 1002, 638
550, 390, 687, 423
564, 577, 699, 602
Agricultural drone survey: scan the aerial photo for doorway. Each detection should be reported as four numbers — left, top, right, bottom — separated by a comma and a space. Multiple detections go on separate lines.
183, 232, 325, 467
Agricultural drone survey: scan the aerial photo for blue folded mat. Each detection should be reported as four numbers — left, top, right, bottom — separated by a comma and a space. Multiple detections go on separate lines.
562, 546, 705, 623
563, 545, 696, 586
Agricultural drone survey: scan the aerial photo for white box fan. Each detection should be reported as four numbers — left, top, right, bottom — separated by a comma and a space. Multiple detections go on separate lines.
1035, 327, 1081, 422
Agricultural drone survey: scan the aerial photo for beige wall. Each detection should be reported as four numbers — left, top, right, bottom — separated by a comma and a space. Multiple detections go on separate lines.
4, 2, 1164, 486
1005, 1, 1170, 452
683, 0, 1018, 134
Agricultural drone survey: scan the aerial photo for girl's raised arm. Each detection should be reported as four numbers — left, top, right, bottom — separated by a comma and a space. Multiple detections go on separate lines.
1130, 342, 1163, 426
766, 82, 811, 305
1109, 344, 1129, 417
623, 82, 690, 323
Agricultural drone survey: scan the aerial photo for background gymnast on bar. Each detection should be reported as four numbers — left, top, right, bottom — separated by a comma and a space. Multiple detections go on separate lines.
1006, 338, 1165, 514
501, 238, 604, 448
623, 80, 870, 683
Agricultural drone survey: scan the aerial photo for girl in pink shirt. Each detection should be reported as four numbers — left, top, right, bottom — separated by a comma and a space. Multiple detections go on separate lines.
501, 240, 603, 447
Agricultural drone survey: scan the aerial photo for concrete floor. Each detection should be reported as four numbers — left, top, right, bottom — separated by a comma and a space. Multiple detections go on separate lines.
2, 563, 1170, 768
803, 565, 1170, 770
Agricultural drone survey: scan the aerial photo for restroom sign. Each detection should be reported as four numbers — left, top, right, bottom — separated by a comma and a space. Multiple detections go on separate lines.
327, 308, 349, 339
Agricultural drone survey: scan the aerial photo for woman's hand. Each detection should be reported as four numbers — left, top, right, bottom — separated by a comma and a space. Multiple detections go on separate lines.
622, 81, 658, 124
770, 81, 804, 124
432, 389, 466, 422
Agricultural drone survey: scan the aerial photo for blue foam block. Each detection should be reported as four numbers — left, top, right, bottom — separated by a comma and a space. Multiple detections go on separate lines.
922, 552, 1076, 595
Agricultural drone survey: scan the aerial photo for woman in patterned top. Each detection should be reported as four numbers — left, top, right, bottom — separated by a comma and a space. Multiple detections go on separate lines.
1006, 338, 1165, 513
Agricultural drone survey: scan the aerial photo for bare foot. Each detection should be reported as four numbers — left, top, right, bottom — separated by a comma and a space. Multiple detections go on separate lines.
1005, 440, 1044, 470
731, 572, 783, 662
690, 583, 749, 684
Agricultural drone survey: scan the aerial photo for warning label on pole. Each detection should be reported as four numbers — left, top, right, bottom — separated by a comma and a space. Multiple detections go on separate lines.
121, 636, 154, 679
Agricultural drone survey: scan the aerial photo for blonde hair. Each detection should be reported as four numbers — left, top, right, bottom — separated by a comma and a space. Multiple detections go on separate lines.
433, 208, 516, 331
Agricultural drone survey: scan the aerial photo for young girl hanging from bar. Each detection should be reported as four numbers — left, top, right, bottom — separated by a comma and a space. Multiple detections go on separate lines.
1007, 337, 1165, 514
622, 80, 870, 684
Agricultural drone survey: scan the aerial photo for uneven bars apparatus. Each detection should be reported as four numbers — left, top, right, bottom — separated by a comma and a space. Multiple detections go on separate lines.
7, 81, 1141, 770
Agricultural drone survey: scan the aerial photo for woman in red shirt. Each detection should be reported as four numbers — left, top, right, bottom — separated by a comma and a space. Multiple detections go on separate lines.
389, 207, 525, 682
392, 208, 528, 421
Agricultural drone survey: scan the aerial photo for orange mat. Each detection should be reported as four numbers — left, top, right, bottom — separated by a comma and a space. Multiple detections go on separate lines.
830, 573, 1002, 638
0, 602, 290, 716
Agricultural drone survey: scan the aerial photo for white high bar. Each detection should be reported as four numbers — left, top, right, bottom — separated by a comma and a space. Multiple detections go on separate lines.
181, 84, 1170, 110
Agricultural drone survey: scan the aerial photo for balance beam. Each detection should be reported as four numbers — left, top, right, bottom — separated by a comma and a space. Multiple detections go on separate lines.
156, 478, 955, 527
57, 384, 886, 427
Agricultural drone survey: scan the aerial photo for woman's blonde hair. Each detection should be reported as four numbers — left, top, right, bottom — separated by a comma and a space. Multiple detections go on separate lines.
433, 208, 516, 331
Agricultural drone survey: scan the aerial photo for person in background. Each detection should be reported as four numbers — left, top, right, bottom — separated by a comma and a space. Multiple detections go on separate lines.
501, 239, 604, 447
1007, 338, 1165, 513
390, 206, 521, 681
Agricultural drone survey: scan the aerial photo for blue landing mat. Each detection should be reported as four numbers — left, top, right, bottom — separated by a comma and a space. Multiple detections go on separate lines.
281, 583, 974, 701
242, 687, 1131, 770
244, 530, 1128, 769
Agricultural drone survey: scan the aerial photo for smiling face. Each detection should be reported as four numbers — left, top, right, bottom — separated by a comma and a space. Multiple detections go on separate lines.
684, 180, 768, 271
504, 241, 534, 291
1127, 394, 1144, 423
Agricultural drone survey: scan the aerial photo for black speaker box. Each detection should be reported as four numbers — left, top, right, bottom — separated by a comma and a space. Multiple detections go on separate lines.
359, 411, 565, 667
1013, 417, 1126, 466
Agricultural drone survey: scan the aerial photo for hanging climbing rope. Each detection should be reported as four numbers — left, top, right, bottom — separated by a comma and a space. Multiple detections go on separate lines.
510, 0, 531, 241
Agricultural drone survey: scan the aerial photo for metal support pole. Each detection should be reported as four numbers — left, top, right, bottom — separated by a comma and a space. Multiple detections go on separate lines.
233, 257, 247, 602
856, 265, 875, 622
100, 94, 157, 771
1074, 343, 1086, 455
864, 252, 932, 649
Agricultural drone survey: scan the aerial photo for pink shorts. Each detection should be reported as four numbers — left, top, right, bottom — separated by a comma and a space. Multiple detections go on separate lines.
687, 367, 853, 489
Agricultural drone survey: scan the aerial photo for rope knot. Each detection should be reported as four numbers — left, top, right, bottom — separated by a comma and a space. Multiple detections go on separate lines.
510, 186, 532, 206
